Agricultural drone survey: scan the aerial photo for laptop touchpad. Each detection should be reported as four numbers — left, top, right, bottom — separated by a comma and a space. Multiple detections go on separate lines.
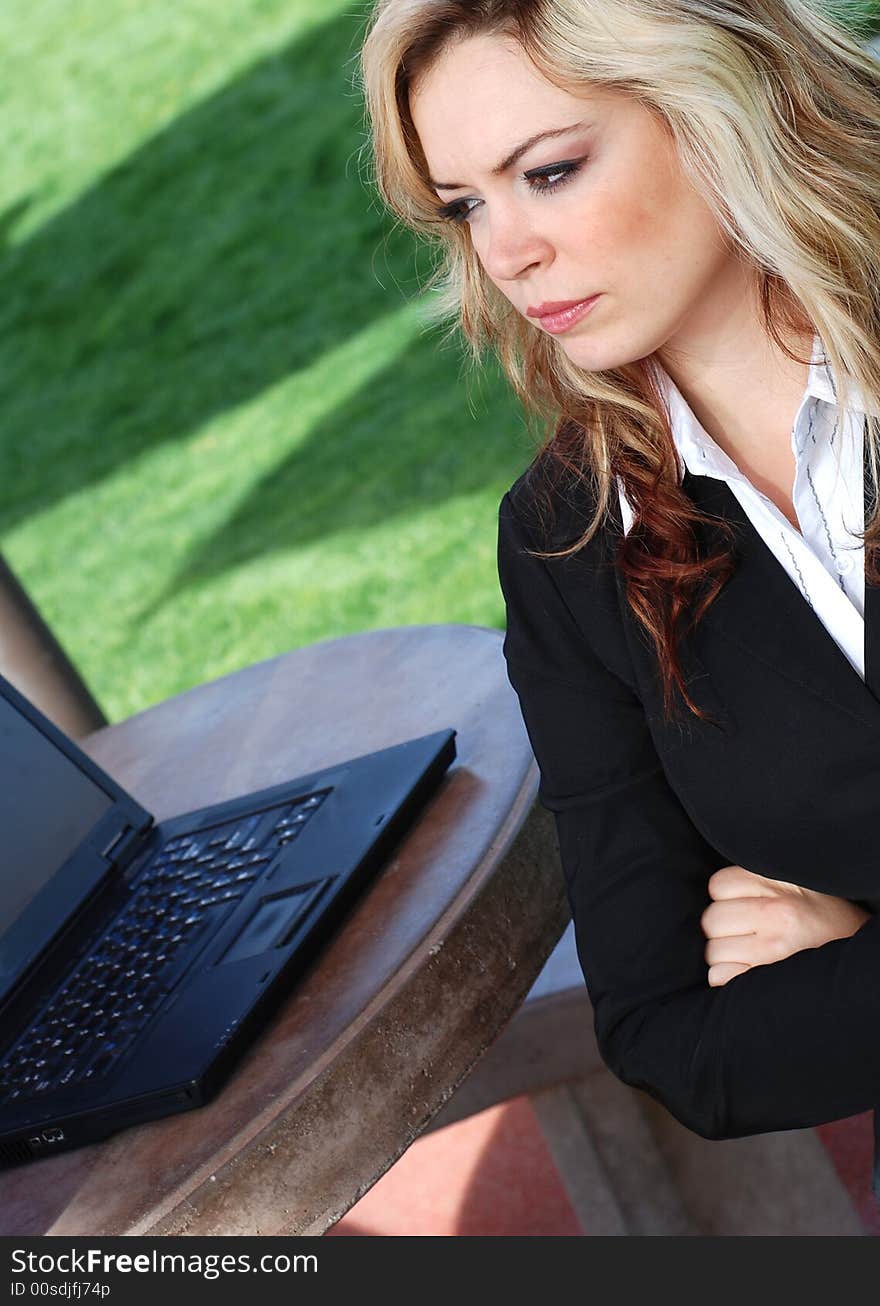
219, 881, 331, 964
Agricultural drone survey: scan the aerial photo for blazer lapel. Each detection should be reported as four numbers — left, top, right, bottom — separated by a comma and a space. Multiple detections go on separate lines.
683, 416, 880, 727
540, 418, 880, 728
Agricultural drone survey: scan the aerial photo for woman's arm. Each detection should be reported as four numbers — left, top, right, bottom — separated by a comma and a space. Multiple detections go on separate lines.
498, 487, 880, 1140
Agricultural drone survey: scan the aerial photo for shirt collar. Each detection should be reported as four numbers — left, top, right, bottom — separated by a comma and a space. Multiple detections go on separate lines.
648, 333, 875, 482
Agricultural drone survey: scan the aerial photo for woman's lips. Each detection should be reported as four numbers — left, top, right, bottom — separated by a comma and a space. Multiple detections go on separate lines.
528, 295, 601, 334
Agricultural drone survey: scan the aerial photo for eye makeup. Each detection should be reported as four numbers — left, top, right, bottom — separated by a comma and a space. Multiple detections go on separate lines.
433, 157, 586, 225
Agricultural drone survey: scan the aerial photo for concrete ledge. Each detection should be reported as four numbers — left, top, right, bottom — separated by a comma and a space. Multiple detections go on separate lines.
424, 921, 600, 1131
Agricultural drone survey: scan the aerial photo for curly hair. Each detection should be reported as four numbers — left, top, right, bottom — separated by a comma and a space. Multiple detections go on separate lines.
357, 0, 880, 725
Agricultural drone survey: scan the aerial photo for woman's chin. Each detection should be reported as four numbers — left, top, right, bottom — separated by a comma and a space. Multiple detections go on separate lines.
555, 337, 608, 373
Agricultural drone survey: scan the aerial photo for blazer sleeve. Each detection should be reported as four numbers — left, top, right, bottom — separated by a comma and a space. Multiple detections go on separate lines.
497, 486, 880, 1140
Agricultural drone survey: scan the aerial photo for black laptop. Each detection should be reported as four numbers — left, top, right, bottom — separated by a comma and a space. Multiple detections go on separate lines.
0, 671, 456, 1166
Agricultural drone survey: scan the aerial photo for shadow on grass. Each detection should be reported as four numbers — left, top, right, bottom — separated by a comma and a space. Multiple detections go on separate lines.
0, 9, 457, 534
0, 198, 33, 252
141, 331, 526, 617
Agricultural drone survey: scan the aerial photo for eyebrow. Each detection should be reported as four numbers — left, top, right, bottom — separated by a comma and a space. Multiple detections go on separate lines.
428, 120, 591, 191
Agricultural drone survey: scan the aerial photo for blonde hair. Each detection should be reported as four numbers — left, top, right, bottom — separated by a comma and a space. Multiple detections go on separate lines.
357, 0, 880, 724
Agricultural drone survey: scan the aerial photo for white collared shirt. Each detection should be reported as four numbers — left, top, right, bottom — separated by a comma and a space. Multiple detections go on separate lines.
616, 335, 871, 679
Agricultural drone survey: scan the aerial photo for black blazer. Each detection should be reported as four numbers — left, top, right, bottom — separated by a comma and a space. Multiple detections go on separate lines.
496, 424, 880, 1189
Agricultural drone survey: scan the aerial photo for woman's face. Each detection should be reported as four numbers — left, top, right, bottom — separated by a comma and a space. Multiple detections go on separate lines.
409, 33, 743, 374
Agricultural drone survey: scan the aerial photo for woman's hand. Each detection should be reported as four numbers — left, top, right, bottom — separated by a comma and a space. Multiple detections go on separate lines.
701, 864, 873, 987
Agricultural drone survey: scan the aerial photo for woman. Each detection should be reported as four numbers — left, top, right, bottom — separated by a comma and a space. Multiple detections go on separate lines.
359, 0, 880, 1197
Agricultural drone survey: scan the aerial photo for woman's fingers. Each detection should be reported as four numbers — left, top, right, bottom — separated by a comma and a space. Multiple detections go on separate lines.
708, 864, 780, 899
707, 960, 752, 987
704, 932, 770, 966
701, 895, 775, 938
702, 866, 873, 988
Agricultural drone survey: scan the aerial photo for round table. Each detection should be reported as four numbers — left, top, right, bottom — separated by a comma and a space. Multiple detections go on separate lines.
0, 625, 567, 1235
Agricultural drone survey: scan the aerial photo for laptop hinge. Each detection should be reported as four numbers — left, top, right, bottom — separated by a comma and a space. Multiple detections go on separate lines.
103, 821, 152, 872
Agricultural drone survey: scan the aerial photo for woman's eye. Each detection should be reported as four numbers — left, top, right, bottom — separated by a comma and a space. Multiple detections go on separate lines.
527, 160, 582, 193
435, 196, 481, 225
434, 158, 584, 226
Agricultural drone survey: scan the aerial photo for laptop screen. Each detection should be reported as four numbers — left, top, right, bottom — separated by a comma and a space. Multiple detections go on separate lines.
0, 684, 141, 1008
0, 693, 113, 936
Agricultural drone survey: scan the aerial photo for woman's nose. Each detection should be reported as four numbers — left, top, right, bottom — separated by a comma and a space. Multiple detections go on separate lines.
479, 210, 551, 282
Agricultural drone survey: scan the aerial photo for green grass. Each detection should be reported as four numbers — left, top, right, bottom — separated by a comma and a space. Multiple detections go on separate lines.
1, 0, 878, 721
0, 0, 533, 721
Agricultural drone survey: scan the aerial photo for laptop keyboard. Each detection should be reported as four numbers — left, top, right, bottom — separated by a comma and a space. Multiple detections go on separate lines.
0, 789, 331, 1107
